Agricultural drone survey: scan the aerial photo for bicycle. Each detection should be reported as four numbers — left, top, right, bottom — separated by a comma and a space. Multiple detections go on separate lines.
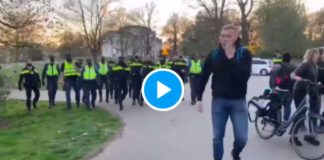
248, 80, 324, 160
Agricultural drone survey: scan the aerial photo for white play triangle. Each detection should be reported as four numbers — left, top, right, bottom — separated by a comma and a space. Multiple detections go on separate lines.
157, 81, 171, 99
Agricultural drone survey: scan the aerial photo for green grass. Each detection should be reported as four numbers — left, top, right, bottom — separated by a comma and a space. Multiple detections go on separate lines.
0, 100, 123, 160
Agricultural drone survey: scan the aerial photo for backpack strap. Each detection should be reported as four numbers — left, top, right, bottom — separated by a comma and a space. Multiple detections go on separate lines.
212, 46, 245, 62
212, 48, 219, 62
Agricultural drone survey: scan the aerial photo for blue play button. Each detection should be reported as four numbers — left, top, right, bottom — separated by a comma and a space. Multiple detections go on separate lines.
141, 69, 184, 111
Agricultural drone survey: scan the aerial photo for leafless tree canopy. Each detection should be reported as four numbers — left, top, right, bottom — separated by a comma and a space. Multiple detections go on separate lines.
62, 0, 117, 62
0, 0, 52, 61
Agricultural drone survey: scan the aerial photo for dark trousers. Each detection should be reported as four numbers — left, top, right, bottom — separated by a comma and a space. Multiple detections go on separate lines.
190, 74, 201, 103
83, 82, 97, 110
26, 86, 40, 111
64, 78, 80, 110
282, 92, 293, 121
47, 78, 58, 106
98, 75, 109, 101
128, 79, 133, 97
132, 76, 142, 101
115, 83, 128, 110
292, 89, 320, 134
109, 77, 114, 98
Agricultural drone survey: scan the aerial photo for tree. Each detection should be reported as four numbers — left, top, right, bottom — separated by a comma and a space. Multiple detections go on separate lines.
255, 0, 307, 56
57, 31, 90, 58
129, 1, 157, 56
162, 14, 193, 56
181, 10, 235, 56
0, 0, 52, 62
62, 0, 117, 62
307, 8, 324, 45
236, 0, 254, 45
187, 0, 229, 41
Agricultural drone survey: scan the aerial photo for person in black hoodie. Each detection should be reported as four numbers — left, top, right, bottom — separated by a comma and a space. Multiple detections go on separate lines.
197, 24, 252, 160
274, 52, 296, 121
18, 60, 41, 112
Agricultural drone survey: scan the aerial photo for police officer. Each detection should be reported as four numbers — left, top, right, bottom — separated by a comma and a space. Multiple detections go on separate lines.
156, 57, 170, 69
76, 59, 86, 104
130, 56, 143, 106
18, 60, 41, 112
108, 60, 115, 99
61, 54, 81, 110
172, 56, 188, 83
142, 60, 155, 78
128, 57, 134, 98
112, 56, 128, 111
188, 54, 202, 105
42, 55, 60, 108
81, 59, 98, 110
98, 57, 109, 103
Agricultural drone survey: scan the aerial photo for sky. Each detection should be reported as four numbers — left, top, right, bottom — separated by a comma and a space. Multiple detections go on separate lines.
55, 0, 324, 34
119, 0, 324, 29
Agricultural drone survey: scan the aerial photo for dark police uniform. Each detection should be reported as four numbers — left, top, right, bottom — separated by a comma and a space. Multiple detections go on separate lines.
18, 66, 41, 112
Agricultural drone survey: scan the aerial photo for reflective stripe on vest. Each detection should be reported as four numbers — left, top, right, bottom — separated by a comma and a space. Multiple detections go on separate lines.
46, 64, 59, 76
99, 63, 108, 75
83, 66, 97, 80
64, 61, 78, 77
130, 62, 143, 67
112, 65, 123, 71
189, 60, 202, 74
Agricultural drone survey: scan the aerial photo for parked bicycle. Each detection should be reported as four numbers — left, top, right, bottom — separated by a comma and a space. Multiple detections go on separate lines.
249, 80, 324, 160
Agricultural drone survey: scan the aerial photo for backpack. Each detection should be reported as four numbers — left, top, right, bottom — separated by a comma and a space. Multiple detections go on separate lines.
275, 64, 295, 90
212, 46, 245, 62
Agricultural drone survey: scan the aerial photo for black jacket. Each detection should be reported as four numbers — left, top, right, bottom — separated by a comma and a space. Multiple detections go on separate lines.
198, 45, 252, 100
275, 62, 296, 91
18, 67, 41, 89
293, 62, 318, 91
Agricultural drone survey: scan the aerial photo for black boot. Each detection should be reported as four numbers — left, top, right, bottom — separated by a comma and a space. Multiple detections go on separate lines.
132, 100, 136, 106
106, 97, 109, 103
304, 135, 320, 146
231, 150, 241, 160
33, 102, 37, 109
99, 97, 103, 103
119, 101, 123, 111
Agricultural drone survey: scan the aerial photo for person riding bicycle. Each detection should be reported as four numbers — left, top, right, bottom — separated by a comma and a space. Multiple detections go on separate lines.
274, 53, 296, 121
291, 48, 321, 146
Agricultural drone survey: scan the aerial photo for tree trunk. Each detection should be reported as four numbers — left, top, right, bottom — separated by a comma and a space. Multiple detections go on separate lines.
241, 17, 250, 45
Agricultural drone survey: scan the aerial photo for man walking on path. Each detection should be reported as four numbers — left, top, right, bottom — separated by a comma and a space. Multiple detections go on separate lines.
61, 54, 81, 110
188, 54, 202, 105
98, 57, 110, 103
18, 60, 41, 112
81, 59, 98, 110
197, 24, 252, 160
42, 55, 60, 108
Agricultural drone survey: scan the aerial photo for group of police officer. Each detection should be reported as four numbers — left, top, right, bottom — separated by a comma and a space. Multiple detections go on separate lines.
18, 54, 204, 112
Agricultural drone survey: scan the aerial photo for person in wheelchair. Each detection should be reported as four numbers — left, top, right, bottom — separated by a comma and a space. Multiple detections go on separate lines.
291, 48, 321, 146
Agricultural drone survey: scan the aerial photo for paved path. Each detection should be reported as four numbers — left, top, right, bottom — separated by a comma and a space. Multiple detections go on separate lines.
9, 76, 317, 160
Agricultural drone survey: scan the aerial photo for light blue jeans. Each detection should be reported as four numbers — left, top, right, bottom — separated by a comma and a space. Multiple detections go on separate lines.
211, 98, 248, 160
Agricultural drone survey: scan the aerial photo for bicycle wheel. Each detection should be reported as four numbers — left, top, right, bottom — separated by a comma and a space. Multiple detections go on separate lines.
291, 114, 324, 160
255, 109, 281, 140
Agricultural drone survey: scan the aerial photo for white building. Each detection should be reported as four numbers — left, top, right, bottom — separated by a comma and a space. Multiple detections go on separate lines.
102, 25, 162, 61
